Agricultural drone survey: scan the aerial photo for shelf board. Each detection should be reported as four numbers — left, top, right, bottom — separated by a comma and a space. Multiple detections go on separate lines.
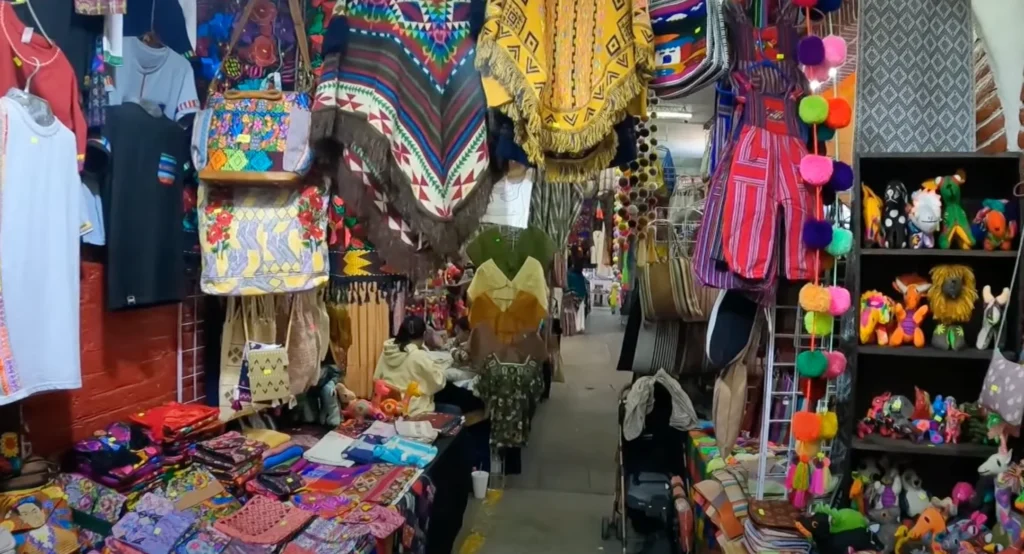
857, 345, 994, 360
860, 249, 1017, 258
852, 436, 997, 458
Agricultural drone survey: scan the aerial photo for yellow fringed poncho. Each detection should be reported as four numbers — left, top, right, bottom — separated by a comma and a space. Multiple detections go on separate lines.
477, 0, 655, 183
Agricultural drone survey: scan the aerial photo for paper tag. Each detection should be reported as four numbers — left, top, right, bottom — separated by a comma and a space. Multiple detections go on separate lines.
21, 27, 32, 44
992, 385, 1000, 393
892, 399, 902, 410
237, 134, 251, 144
918, 492, 927, 500
758, 509, 765, 516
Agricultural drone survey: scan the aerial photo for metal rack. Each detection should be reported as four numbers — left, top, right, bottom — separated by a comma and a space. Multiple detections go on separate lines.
176, 280, 207, 405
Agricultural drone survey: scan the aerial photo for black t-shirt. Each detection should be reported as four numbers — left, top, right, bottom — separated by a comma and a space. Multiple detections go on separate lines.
101, 103, 188, 310
14, 0, 100, 88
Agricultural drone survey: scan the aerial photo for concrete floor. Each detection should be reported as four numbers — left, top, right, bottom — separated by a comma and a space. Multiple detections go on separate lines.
458, 308, 632, 554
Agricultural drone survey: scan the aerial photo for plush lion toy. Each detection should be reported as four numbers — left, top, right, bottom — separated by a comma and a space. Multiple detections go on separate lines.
928, 264, 978, 350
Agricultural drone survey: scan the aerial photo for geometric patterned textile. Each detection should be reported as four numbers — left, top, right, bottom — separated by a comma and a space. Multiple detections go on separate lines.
855, 0, 974, 152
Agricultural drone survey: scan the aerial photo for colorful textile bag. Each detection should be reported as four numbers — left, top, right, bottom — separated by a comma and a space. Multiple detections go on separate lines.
244, 301, 293, 404
198, 182, 329, 296
191, 0, 314, 185
213, 496, 313, 545
980, 230, 1024, 427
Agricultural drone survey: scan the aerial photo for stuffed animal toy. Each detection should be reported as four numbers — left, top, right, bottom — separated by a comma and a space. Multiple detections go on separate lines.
929, 264, 978, 350
945, 399, 968, 444
860, 290, 896, 345
900, 469, 931, 518
868, 507, 901, 553
874, 467, 903, 511
863, 184, 885, 247
890, 274, 930, 347
908, 185, 942, 249
904, 506, 947, 547
978, 285, 1011, 350
934, 511, 988, 553
936, 170, 975, 249
972, 199, 1018, 250
882, 180, 910, 248
951, 482, 976, 509
796, 512, 882, 554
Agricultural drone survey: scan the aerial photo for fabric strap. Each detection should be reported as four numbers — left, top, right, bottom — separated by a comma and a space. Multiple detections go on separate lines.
995, 203, 1024, 354
208, 0, 312, 95
242, 297, 296, 349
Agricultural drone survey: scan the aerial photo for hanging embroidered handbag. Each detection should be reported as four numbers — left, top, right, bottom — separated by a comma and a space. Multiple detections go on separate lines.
191, 0, 314, 186
979, 229, 1024, 427
244, 300, 294, 404
198, 181, 329, 296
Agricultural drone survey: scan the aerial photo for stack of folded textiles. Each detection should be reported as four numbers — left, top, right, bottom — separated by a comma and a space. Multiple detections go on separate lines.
743, 500, 811, 554
194, 432, 268, 494
130, 402, 223, 466
73, 422, 169, 503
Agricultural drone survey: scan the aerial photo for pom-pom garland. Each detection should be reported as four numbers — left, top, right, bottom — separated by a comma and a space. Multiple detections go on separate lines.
792, 0, 818, 7
826, 227, 853, 257
824, 351, 847, 379
803, 219, 833, 249
826, 97, 852, 129
798, 95, 829, 125
817, 125, 835, 141
804, 311, 834, 337
798, 36, 825, 66
800, 155, 834, 186
828, 161, 854, 192
803, 64, 831, 82
799, 284, 832, 313
827, 286, 851, 316
819, 411, 839, 440
822, 35, 847, 68
796, 350, 828, 379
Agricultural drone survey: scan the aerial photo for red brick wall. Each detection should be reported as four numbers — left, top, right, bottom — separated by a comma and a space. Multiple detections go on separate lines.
20, 262, 180, 455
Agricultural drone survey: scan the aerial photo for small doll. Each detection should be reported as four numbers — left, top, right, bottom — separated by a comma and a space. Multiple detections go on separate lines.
908, 186, 941, 248
862, 185, 885, 247
882, 180, 909, 248
978, 285, 1011, 350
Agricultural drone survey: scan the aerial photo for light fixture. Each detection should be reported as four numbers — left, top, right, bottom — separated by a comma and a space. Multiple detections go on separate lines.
657, 111, 694, 121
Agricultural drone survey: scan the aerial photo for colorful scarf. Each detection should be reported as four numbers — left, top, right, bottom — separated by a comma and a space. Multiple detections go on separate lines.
477, 0, 654, 182
311, 0, 495, 269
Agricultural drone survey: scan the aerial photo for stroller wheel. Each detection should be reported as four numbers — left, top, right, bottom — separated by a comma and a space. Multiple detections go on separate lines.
601, 517, 613, 540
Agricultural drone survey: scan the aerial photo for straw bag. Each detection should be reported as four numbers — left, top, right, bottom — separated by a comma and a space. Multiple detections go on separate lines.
979, 231, 1024, 427
281, 291, 325, 396
191, 0, 315, 186
245, 300, 294, 404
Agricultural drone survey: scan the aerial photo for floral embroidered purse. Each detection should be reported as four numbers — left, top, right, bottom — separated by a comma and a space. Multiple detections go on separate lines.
190, 0, 314, 186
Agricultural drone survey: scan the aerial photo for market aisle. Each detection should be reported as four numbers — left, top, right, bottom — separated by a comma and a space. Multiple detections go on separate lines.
461, 307, 631, 554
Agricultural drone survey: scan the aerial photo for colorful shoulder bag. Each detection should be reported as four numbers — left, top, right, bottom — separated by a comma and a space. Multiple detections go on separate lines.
980, 227, 1024, 428
191, 0, 315, 186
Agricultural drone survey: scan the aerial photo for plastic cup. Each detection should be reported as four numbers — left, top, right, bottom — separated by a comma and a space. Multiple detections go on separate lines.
471, 470, 489, 499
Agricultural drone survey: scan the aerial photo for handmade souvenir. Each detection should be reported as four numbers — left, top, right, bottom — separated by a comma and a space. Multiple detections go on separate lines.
874, 467, 902, 511
1, 486, 79, 554
935, 512, 988, 554
867, 507, 900, 554
890, 274, 930, 347
796, 511, 883, 554
972, 199, 1018, 250
944, 399, 968, 444
862, 185, 885, 247
935, 171, 975, 249
882, 180, 910, 248
907, 185, 942, 249
978, 285, 1011, 350
859, 290, 895, 345
214, 496, 313, 545
900, 470, 930, 518
929, 264, 978, 350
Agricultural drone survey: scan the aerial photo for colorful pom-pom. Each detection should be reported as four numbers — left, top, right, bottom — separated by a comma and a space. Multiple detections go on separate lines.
798, 95, 829, 125
793, 0, 817, 6
799, 284, 832, 313
817, 0, 843, 13
804, 312, 834, 337
822, 35, 847, 68
828, 161, 854, 191
800, 154, 834, 186
803, 219, 833, 249
796, 351, 828, 379
824, 351, 847, 379
817, 125, 835, 141
827, 286, 851, 316
826, 97, 852, 129
798, 36, 825, 66
826, 227, 853, 257
793, 411, 822, 443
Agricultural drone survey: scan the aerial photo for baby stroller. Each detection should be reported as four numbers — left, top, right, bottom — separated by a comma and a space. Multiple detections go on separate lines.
602, 381, 688, 554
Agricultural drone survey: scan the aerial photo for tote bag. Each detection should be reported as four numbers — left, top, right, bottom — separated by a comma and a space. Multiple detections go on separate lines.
980, 231, 1024, 427
245, 300, 294, 404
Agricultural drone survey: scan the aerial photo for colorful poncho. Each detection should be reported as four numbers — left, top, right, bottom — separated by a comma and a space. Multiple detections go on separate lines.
311, 0, 494, 275
477, 0, 654, 182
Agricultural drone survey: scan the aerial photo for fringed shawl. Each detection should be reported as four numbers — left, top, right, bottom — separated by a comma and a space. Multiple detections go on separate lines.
311, 0, 495, 271
476, 0, 655, 182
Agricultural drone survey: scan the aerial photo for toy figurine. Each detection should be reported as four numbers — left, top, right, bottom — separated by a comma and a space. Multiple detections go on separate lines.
343, 399, 385, 422
860, 290, 896, 345
931, 394, 947, 420
908, 184, 942, 249
890, 274, 930, 347
935, 512, 988, 553
868, 507, 900, 553
796, 511, 883, 554
863, 184, 885, 248
936, 170, 975, 249
874, 467, 903, 511
945, 400, 968, 444
978, 285, 1011, 350
903, 506, 947, 550
972, 199, 1018, 250
882, 180, 910, 248
900, 469, 930, 518
911, 387, 932, 420
929, 264, 978, 351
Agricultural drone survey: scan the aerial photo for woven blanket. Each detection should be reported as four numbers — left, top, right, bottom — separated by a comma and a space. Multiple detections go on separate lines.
476, 0, 654, 182
651, 0, 707, 90
311, 0, 494, 261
